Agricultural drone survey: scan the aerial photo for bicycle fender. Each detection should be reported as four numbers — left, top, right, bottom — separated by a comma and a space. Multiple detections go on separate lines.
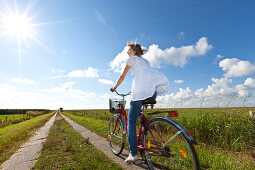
149, 117, 198, 145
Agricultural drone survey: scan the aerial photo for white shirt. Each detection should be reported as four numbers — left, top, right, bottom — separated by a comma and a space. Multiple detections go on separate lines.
126, 56, 169, 101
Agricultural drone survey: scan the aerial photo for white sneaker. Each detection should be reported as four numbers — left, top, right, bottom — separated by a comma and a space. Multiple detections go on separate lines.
125, 153, 138, 163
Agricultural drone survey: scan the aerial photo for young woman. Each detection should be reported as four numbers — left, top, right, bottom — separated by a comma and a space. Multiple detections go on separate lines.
110, 42, 169, 163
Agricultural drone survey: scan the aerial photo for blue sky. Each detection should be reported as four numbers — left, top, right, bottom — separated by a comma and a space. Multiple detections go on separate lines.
0, 0, 255, 109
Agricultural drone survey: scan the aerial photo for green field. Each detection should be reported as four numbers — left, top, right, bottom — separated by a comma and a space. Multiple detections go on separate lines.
0, 114, 30, 127
63, 107, 255, 169
0, 110, 51, 128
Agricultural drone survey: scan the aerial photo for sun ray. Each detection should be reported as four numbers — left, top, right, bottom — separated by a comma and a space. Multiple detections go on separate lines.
30, 36, 59, 56
18, 38, 22, 78
31, 18, 83, 27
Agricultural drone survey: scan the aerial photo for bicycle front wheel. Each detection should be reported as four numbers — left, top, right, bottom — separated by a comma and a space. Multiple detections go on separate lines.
142, 117, 199, 170
108, 115, 125, 155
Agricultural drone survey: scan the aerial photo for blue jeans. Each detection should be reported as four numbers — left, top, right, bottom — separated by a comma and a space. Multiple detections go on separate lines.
127, 92, 157, 156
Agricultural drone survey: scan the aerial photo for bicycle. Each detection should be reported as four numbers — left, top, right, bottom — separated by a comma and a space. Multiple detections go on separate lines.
108, 91, 199, 170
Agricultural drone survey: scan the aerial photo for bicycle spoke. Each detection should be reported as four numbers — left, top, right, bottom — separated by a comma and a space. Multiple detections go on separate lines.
165, 130, 182, 145
111, 134, 123, 139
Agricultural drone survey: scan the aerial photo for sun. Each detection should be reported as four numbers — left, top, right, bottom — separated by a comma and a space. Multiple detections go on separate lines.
2, 14, 34, 39
0, 1, 72, 77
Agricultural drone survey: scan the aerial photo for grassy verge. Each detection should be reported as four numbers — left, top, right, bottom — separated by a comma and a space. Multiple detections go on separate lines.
0, 112, 55, 164
32, 113, 122, 169
0, 114, 31, 128
0, 111, 51, 128
64, 111, 255, 169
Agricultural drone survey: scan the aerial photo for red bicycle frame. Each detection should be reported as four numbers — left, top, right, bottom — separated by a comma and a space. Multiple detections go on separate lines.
112, 103, 163, 155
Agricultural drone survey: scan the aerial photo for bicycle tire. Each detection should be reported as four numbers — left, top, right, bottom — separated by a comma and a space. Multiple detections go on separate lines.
108, 115, 126, 155
142, 117, 199, 170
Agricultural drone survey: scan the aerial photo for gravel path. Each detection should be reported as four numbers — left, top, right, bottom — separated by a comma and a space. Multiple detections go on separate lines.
61, 113, 152, 170
0, 112, 57, 170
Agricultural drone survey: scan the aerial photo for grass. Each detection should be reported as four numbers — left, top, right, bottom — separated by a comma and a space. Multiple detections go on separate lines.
65, 108, 255, 152
0, 111, 55, 165
32, 113, 122, 170
64, 109, 255, 169
0, 111, 51, 128
0, 114, 31, 128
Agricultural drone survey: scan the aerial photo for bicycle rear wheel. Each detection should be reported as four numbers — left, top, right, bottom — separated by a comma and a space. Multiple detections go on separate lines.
108, 115, 125, 155
142, 117, 199, 170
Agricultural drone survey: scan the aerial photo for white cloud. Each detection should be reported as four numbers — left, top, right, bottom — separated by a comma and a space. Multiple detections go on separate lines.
68, 70, 85, 78
143, 37, 213, 68
84, 92, 97, 98
109, 46, 129, 73
175, 87, 194, 99
219, 58, 255, 78
236, 77, 255, 97
44, 82, 97, 100
67, 67, 99, 78
51, 68, 65, 73
174, 80, 184, 84
50, 82, 77, 93
204, 78, 234, 96
0, 81, 120, 109
213, 54, 224, 64
0, 83, 48, 109
155, 76, 255, 108
244, 77, 255, 88
44, 67, 99, 79
98, 79, 114, 85
100, 93, 111, 99
12, 78, 36, 84
216, 54, 223, 60
109, 37, 212, 72
0, 84, 16, 91
178, 32, 184, 39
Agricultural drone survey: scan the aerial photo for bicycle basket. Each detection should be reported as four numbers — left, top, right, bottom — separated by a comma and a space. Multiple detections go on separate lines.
109, 98, 126, 113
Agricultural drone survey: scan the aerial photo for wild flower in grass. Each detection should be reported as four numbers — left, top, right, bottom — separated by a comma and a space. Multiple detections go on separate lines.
200, 97, 205, 108
226, 95, 238, 107
217, 96, 225, 107
243, 96, 250, 107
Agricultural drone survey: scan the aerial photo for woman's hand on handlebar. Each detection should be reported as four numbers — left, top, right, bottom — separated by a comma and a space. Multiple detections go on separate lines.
110, 87, 116, 92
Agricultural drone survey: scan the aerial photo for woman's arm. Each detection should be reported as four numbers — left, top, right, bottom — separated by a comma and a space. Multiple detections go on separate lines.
110, 65, 130, 92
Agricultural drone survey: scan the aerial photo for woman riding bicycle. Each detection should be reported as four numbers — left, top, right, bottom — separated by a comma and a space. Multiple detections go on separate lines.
110, 42, 169, 163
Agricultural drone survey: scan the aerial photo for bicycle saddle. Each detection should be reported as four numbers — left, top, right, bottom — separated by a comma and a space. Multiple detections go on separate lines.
142, 97, 156, 105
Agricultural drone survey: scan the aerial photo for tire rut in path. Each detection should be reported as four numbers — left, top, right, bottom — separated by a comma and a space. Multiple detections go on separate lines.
0, 112, 57, 170
61, 113, 153, 170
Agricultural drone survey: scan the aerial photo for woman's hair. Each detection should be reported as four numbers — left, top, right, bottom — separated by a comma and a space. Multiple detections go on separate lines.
127, 42, 146, 57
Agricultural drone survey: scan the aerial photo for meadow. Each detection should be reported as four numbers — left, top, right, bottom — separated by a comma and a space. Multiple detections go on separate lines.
63, 107, 255, 169
0, 110, 51, 128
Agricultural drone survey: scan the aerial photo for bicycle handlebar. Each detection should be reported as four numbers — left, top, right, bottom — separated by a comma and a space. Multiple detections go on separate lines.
114, 90, 131, 97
